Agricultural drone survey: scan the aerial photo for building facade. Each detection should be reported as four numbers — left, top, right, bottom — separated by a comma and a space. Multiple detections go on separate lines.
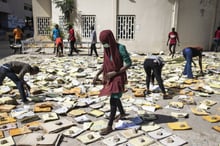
32, 0, 220, 53
0, 0, 32, 29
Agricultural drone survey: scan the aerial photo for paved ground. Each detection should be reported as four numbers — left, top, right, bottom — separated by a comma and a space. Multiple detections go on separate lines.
0, 44, 219, 146
0, 40, 15, 59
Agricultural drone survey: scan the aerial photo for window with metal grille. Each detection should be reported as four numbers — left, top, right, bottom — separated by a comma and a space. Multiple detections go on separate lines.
81, 15, 96, 38
117, 15, 135, 40
58, 16, 66, 32
37, 17, 50, 35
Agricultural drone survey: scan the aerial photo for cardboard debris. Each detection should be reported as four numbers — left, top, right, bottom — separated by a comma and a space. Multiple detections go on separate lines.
76, 131, 101, 144
102, 134, 128, 146
167, 121, 192, 130
127, 135, 155, 146
202, 115, 220, 123
0, 52, 219, 146
0, 136, 15, 146
159, 135, 187, 146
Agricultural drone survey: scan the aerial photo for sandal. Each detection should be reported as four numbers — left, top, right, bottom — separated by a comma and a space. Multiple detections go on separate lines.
100, 126, 113, 135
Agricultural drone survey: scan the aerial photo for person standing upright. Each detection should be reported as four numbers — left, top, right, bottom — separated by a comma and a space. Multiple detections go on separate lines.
210, 26, 220, 52
89, 25, 99, 57
93, 30, 132, 135
13, 25, 23, 45
68, 25, 79, 56
12, 26, 23, 54
52, 24, 61, 54
167, 27, 180, 58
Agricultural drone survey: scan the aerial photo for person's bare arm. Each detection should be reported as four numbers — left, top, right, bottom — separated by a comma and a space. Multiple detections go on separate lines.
93, 65, 103, 84
106, 64, 131, 79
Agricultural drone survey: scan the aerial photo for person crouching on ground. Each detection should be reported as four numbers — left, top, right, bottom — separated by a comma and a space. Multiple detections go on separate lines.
182, 46, 203, 78
0, 61, 40, 103
143, 55, 171, 99
93, 30, 132, 135
55, 37, 64, 57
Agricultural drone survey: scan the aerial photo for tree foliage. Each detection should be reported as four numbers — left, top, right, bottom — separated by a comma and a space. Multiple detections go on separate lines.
53, 0, 76, 24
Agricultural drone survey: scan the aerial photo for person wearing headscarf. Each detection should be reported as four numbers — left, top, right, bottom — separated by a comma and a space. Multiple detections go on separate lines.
143, 55, 171, 99
93, 30, 132, 135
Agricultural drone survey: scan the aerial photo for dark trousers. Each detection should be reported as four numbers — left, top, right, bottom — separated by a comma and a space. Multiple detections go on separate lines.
210, 38, 220, 52
90, 43, 98, 56
169, 44, 176, 58
13, 39, 22, 53
56, 43, 63, 55
108, 94, 125, 127
143, 59, 165, 94
69, 41, 78, 55
0, 66, 27, 102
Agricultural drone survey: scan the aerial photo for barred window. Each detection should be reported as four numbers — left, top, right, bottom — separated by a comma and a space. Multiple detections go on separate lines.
58, 16, 66, 31
37, 17, 50, 35
117, 15, 135, 40
81, 15, 96, 38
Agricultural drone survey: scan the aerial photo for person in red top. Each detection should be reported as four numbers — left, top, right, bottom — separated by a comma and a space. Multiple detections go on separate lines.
166, 27, 180, 58
211, 26, 220, 52
68, 25, 79, 56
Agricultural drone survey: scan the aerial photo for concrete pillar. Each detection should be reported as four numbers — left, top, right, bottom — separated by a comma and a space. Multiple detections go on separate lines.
171, 0, 179, 29
112, 0, 118, 38
209, 0, 218, 49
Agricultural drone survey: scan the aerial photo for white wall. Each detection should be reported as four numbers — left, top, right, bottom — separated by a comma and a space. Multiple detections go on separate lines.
118, 0, 173, 53
178, 0, 217, 51
76, 0, 116, 42
32, 0, 51, 38
33, 0, 220, 52
75, 0, 174, 53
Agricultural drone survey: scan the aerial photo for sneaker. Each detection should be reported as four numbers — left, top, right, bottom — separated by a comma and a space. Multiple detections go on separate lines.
100, 126, 113, 135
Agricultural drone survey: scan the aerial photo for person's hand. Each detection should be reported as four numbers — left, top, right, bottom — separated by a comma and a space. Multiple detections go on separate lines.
93, 76, 101, 85
106, 71, 117, 80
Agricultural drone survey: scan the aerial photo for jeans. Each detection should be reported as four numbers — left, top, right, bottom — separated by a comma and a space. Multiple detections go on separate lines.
183, 48, 193, 78
0, 66, 27, 102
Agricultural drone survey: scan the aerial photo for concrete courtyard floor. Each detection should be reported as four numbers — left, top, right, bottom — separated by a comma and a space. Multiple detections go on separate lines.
0, 47, 219, 146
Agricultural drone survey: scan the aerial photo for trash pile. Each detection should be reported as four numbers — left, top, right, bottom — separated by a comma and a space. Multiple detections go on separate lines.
0, 52, 219, 146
